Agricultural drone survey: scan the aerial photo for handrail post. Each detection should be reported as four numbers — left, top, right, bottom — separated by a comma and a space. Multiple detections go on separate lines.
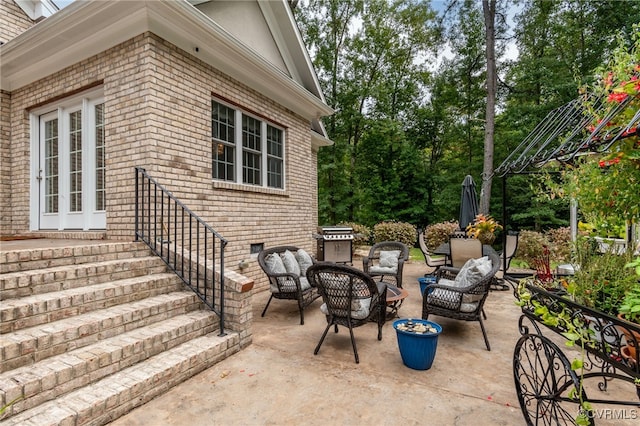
218, 240, 227, 336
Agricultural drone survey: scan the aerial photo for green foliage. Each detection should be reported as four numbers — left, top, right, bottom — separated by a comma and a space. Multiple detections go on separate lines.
618, 286, 640, 324
423, 221, 459, 251
372, 221, 417, 247
567, 240, 637, 316
296, 0, 640, 237
338, 222, 372, 248
515, 230, 550, 267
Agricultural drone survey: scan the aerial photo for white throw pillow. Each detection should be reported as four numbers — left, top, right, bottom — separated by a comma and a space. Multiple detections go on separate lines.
281, 250, 301, 277
265, 253, 286, 275
320, 298, 371, 320
475, 256, 492, 276
296, 249, 314, 276
453, 257, 489, 303
379, 250, 401, 269
454, 258, 483, 288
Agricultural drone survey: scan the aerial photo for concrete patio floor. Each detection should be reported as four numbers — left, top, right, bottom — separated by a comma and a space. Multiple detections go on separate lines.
110, 258, 637, 426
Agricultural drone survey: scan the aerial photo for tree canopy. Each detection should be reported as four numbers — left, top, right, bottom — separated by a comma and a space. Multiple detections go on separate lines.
294, 0, 640, 231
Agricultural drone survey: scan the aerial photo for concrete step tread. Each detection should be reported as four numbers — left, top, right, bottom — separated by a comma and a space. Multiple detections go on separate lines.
0, 311, 217, 414
0, 256, 165, 281
0, 272, 179, 310
0, 242, 151, 274
0, 292, 201, 368
1, 332, 238, 426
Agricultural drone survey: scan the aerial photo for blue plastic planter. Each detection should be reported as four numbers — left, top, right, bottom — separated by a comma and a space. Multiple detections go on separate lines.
418, 276, 437, 298
393, 319, 442, 370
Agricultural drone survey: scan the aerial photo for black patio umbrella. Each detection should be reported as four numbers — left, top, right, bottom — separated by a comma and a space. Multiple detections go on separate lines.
459, 175, 479, 231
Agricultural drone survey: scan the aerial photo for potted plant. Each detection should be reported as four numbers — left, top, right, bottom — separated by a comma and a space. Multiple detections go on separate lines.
466, 214, 502, 245
617, 257, 640, 362
393, 318, 442, 370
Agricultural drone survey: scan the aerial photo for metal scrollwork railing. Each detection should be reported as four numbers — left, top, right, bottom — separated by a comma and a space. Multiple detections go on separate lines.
513, 281, 640, 425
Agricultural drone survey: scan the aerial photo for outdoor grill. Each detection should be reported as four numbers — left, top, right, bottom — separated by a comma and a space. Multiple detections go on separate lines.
314, 226, 354, 264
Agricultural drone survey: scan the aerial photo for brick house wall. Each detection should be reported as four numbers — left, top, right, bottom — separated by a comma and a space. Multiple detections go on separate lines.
0, 1, 35, 233
0, 0, 36, 44
6, 32, 321, 290
0, 90, 11, 233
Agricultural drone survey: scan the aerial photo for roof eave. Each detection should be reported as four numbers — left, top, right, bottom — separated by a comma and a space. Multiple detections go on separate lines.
1, 0, 333, 125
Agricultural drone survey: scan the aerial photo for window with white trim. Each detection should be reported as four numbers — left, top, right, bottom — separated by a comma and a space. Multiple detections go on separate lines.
212, 100, 284, 189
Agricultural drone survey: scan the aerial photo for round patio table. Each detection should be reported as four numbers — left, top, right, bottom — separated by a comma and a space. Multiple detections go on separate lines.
384, 283, 408, 319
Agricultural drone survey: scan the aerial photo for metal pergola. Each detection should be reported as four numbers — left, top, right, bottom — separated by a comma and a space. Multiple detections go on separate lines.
494, 87, 640, 272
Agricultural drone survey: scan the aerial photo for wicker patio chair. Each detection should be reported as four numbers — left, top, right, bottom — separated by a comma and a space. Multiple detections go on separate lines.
362, 241, 409, 288
421, 247, 500, 351
306, 262, 387, 364
258, 246, 320, 325
418, 230, 446, 273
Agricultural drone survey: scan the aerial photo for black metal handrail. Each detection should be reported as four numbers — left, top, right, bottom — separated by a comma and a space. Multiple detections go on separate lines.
134, 167, 228, 335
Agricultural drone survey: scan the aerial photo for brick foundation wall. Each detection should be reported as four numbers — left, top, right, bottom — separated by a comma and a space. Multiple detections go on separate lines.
6, 32, 323, 291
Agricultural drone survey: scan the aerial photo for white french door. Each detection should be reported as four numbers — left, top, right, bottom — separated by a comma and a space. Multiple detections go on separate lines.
35, 95, 105, 230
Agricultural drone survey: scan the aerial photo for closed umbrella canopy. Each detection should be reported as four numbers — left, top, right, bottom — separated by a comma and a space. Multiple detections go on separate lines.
459, 175, 479, 231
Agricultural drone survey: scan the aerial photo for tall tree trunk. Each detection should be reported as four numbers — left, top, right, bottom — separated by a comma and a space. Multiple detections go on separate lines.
480, 0, 496, 215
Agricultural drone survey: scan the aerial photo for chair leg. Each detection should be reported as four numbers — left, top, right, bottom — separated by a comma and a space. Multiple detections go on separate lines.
348, 325, 359, 364
314, 322, 332, 356
478, 317, 491, 351
377, 301, 385, 340
297, 299, 305, 325
482, 309, 487, 320
261, 294, 274, 317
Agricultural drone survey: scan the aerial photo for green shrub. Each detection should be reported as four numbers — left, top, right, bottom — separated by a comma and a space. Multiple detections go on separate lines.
338, 222, 372, 248
515, 230, 550, 267
545, 226, 572, 263
423, 221, 459, 251
373, 221, 417, 247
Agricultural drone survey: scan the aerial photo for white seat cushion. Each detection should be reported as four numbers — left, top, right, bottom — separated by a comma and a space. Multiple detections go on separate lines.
369, 265, 397, 275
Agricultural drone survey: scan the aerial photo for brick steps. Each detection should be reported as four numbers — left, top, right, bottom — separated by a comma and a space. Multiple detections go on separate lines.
0, 273, 183, 334
0, 311, 219, 418
0, 242, 151, 274
1, 291, 202, 373
0, 240, 239, 424
1, 333, 239, 426
0, 256, 169, 300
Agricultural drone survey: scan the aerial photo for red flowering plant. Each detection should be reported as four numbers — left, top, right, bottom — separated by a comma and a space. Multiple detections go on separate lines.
560, 26, 640, 229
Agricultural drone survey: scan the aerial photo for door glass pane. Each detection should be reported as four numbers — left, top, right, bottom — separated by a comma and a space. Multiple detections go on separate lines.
95, 103, 105, 211
44, 119, 59, 213
69, 110, 82, 212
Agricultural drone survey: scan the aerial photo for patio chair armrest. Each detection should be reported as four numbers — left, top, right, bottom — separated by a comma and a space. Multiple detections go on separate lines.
362, 256, 371, 272
436, 266, 460, 281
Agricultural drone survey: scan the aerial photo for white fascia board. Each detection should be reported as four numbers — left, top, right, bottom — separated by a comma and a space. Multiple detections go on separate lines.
1, 0, 333, 123
1, 1, 148, 90
258, 0, 328, 105
15, 0, 58, 21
